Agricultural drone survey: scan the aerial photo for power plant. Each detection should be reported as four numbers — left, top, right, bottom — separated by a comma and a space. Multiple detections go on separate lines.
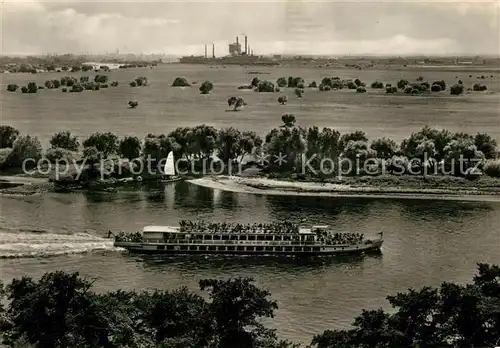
179, 34, 277, 65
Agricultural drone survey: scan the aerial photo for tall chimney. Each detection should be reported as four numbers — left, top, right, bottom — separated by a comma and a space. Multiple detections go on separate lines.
212, 43, 215, 59
204, 44, 207, 58
248, 45, 251, 56
244, 36, 248, 55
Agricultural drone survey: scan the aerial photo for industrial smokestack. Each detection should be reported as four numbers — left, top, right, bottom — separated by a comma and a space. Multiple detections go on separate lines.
212, 43, 215, 59
236, 37, 239, 45
244, 36, 248, 55
248, 45, 251, 56
204, 44, 207, 58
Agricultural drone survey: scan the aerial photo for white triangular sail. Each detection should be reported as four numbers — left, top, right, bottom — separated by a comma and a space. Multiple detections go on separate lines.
164, 151, 176, 176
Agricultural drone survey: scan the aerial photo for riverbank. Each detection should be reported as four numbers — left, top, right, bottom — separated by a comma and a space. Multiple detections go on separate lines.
3, 172, 500, 202
188, 175, 500, 202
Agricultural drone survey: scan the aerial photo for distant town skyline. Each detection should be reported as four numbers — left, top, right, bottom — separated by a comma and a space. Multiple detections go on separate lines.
1, 0, 499, 56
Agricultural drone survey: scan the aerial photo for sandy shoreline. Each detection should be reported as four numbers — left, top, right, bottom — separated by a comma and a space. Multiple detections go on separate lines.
187, 176, 500, 202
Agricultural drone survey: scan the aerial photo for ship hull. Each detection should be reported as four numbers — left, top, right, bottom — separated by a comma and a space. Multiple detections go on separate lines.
114, 240, 383, 256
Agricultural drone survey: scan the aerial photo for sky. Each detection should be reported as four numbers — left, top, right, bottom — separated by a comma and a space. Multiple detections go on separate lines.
1, 0, 500, 56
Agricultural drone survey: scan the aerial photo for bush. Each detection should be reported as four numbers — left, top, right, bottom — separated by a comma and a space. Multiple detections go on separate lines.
473, 83, 487, 91
256, 80, 275, 92
21, 86, 28, 93
308, 81, 317, 88
251, 77, 260, 87
483, 160, 500, 178
276, 77, 287, 87
172, 77, 190, 87
134, 77, 148, 86
6, 84, 18, 92
404, 86, 413, 94
287, 76, 304, 88
356, 86, 367, 93
110, 81, 118, 87
199, 81, 214, 94
432, 80, 446, 90
44, 80, 54, 89
370, 81, 384, 89
70, 84, 84, 92
385, 86, 397, 93
431, 84, 442, 92
346, 81, 357, 89
129, 81, 137, 87
0, 148, 11, 167
354, 78, 363, 87
94, 75, 108, 84
450, 84, 465, 95
62, 88, 68, 92
44, 148, 74, 164
80, 76, 90, 84
397, 79, 409, 89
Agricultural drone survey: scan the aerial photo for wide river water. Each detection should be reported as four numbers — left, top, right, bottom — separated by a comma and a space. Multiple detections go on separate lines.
1, 182, 500, 344
1, 64, 500, 343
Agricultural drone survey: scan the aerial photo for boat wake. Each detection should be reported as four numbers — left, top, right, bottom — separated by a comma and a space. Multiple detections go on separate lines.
0, 229, 119, 259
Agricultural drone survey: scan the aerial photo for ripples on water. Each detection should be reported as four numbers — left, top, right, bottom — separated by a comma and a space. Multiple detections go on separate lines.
1, 182, 500, 343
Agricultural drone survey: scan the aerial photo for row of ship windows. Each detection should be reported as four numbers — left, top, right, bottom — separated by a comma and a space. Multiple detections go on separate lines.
163, 234, 315, 242
156, 245, 347, 252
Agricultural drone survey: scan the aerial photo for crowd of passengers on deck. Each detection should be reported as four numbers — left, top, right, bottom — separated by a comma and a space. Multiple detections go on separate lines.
179, 221, 301, 234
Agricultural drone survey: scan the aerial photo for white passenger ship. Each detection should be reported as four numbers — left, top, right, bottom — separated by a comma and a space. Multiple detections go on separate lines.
112, 221, 383, 256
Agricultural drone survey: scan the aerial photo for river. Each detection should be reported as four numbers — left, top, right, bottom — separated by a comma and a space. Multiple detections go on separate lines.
1, 181, 499, 344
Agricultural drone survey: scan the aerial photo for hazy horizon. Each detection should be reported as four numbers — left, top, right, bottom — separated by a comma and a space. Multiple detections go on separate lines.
1, 0, 500, 56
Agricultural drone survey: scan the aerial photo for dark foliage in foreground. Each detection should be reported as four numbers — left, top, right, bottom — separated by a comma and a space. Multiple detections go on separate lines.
1, 264, 499, 347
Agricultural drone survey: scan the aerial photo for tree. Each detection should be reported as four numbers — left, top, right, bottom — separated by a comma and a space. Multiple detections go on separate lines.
474, 133, 497, 159
200, 277, 279, 348
294, 88, 304, 98
450, 83, 464, 95
287, 76, 304, 88
172, 77, 190, 87
5, 271, 94, 348
143, 134, 179, 167
278, 96, 288, 105
3, 135, 42, 169
50, 131, 79, 151
0, 125, 20, 148
216, 127, 242, 163
239, 131, 262, 163
6, 84, 18, 92
371, 138, 398, 159
82, 132, 118, 158
199, 81, 214, 94
339, 131, 368, 152
228, 97, 246, 111
119, 136, 142, 160
311, 263, 500, 348
44, 80, 54, 89
251, 77, 260, 87
443, 138, 484, 175
281, 114, 296, 128
144, 287, 209, 345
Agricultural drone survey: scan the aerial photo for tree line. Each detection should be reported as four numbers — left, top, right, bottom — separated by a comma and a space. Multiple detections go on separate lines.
0, 116, 499, 178
0, 263, 499, 347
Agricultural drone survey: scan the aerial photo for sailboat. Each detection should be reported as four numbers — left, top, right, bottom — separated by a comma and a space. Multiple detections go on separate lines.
161, 151, 183, 183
